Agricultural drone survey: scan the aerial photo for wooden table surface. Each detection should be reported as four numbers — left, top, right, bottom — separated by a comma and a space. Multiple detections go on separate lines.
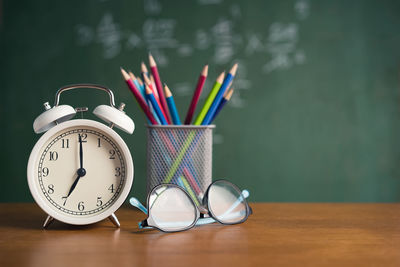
0, 203, 400, 267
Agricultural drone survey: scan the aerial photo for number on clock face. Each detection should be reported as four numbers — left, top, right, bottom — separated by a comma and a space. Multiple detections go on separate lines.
37, 128, 126, 216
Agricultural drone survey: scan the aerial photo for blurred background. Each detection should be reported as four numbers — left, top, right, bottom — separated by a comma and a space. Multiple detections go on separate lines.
1, 0, 400, 203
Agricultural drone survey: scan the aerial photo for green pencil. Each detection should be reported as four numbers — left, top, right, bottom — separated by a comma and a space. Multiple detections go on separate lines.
193, 71, 225, 125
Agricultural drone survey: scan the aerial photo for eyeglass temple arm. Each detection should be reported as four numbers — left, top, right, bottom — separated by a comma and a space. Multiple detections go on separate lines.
129, 197, 148, 214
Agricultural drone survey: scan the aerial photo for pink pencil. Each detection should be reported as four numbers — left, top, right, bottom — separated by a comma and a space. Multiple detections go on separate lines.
184, 65, 208, 124
149, 53, 172, 124
120, 67, 158, 125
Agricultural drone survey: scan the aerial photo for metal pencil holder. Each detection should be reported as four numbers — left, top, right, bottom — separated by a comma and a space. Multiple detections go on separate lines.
146, 125, 215, 203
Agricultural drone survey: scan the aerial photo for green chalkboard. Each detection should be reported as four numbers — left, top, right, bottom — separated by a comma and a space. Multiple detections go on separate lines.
2, 0, 400, 203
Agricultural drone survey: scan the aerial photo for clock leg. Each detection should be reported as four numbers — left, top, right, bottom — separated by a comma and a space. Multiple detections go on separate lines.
108, 213, 120, 228
43, 215, 55, 228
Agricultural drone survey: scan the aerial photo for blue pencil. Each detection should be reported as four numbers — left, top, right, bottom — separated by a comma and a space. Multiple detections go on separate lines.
210, 88, 234, 123
145, 85, 168, 125
164, 84, 182, 125
129, 71, 145, 98
202, 63, 237, 125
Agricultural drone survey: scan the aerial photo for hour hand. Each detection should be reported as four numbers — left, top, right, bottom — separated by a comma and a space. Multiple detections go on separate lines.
66, 168, 86, 198
66, 174, 81, 198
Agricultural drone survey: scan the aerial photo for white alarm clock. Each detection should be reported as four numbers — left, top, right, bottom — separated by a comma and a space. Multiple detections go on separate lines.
27, 84, 134, 228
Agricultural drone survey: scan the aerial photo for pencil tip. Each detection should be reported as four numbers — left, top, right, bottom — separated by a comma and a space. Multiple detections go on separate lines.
142, 73, 151, 85
145, 84, 152, 94
202, 65, 209, 76
164, 84, 172, 97
230, 63, 238, 75
129, 71, 136, 79
217, 71, 225, 83
149, 53, 156, 66
141, 62, 148, 72
226, 88, 234, 100
120, 67, 129, 80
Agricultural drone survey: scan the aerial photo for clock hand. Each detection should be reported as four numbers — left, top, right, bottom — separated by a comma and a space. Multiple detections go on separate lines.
66, 174, 81, 198
79, 134, 83, 169
66, 168, 86, 198
67, 135, 86, 198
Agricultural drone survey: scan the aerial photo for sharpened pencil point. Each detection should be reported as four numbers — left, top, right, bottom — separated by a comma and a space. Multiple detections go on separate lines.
164, 84, 172, 97
230, 63, 238, 76
224, 88, 234, 100
120, 67, 130, 81
145, 84, 153, 94
202, 65, 209, 76
128, 71, 136, 80
142, 74, 151, 85
149, 53, 156, 67
141, 62, 148, 73
216, 71, 225, 84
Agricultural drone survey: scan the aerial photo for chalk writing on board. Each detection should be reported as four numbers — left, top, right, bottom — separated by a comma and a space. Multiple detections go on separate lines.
74, 0, 311, 144
144, 0, 162, 15
262, 22, 304, 73
76, 25, 94, 46
295, 0, 310, 20
97, 13, 122, 59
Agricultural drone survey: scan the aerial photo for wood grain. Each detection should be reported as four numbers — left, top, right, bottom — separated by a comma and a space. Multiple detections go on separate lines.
0, 203, 400, 267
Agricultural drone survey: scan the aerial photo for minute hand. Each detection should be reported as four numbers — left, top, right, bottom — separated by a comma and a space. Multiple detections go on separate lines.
79, 134, 83, 169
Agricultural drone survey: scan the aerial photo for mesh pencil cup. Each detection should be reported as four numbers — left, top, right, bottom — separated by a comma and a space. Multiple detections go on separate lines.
146, 125, 215, 203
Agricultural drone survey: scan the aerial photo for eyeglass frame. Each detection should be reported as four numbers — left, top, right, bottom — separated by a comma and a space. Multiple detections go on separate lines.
139, 179, 252, 233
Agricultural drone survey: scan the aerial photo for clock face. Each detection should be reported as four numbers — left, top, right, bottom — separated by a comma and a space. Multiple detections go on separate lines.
30, 122, 130, 219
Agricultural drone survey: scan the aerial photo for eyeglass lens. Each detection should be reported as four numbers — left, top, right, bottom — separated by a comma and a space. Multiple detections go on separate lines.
148, 185, 197, 232
207, 180, 248, 224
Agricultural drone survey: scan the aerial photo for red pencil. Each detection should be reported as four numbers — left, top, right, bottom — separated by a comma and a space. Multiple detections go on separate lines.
120, 67, 158, 125
149, 53, 172, 124
184, 65, 208, 124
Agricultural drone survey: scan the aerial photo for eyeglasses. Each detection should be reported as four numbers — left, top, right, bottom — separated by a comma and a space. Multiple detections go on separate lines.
129, 180, 252, 233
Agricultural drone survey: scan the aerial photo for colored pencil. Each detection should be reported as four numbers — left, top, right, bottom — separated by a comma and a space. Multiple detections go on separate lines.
141, 61, 149, 76
130, 71, 162, 125
120, 67, 158, 125
164, 84, 182, 125
193, 71, 225, 125
129, 71, 145, 98
202, 63, 238, 125
179, 176, 200, 206
184, 65, 208, 124
150, 74, 160, 100
137, 76, 144, 88
149, 53, 172, 124
143, 74, 169, 124
142, 62, 160, 99
210, 88, 234, 123
145, 85, 168, 125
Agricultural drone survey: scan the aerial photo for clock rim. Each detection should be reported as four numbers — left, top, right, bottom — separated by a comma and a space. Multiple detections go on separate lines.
27, 119, 134, 225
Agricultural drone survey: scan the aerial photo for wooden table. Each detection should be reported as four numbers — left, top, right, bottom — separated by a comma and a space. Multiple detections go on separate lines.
0, 203, 400, 267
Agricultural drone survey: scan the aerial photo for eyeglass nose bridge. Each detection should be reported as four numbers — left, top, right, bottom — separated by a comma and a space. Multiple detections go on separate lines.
198, 205, 208, 214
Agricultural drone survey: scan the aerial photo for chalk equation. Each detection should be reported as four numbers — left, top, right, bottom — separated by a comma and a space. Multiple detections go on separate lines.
75, 0, 311, 143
